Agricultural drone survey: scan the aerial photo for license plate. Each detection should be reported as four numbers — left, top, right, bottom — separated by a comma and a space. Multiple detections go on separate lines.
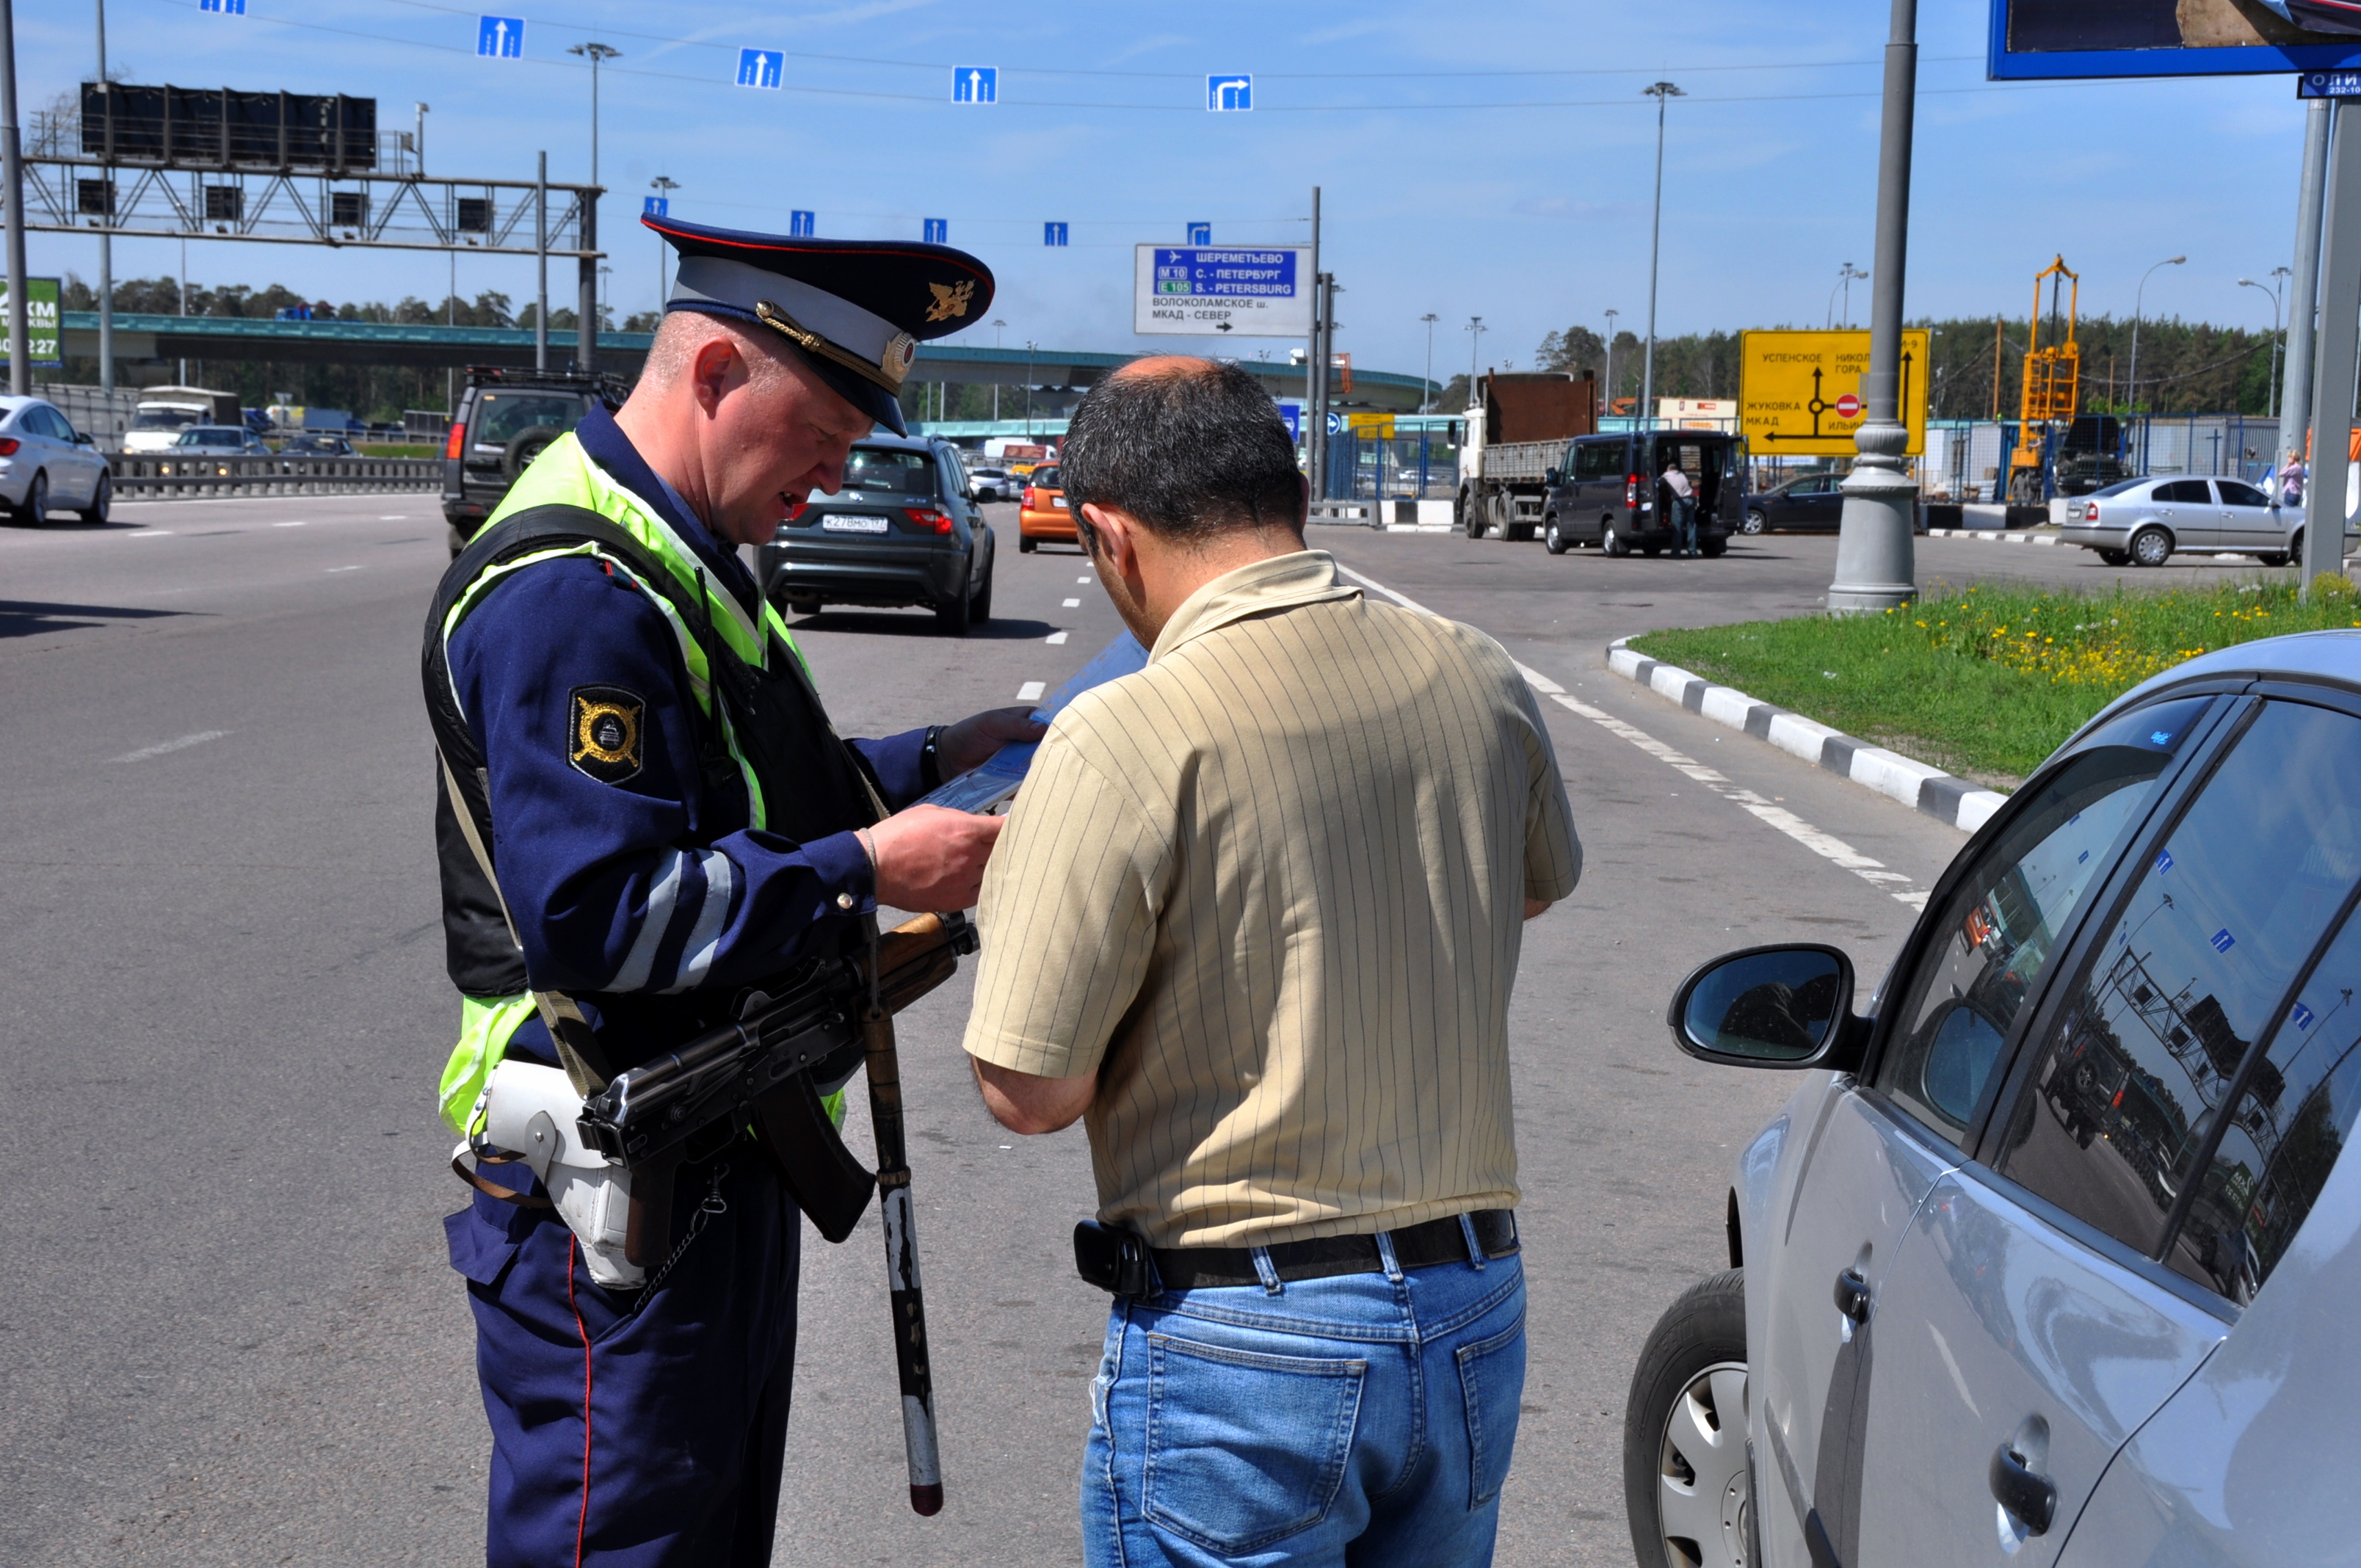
821, 515, 891, 534
1052, 497, 1068, 509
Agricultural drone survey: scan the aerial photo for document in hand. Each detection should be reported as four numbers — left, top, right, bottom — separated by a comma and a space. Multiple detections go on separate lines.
918, 631, 1149, 813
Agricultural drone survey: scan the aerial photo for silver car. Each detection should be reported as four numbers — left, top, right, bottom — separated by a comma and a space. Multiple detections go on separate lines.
0, 395, 112, 525
2059, 473, 2352, 568
1629, 629, 2361, 1568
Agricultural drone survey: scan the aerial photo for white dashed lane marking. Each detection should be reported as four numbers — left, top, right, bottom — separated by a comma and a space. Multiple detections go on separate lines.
1076, 576, 1091, 584
1046, 631, 1069, 645
272, 520, 308, 528
111, 730, 230, 763
127, 530, 173, 538
326, 565, 364, 573
1017, 680, 1046, 702
1332, 561, 1931, 911
1062, 598, 1081, 607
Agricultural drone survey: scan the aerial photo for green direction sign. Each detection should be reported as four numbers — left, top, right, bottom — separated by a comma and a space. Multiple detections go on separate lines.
0, 277, 64, 368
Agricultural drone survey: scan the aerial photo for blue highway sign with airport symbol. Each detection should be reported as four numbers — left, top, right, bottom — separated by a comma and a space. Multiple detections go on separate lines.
1208, 75, 1252, 111
954, 67, 998, 104
478, 15, 524, 57
738, 49, 783, 90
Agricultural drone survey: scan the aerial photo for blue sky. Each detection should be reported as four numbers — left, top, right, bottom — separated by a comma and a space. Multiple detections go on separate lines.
13, 0, 2323, 385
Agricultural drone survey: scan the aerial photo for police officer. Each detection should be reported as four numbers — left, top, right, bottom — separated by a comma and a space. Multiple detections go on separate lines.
424, 215, 1036, 1566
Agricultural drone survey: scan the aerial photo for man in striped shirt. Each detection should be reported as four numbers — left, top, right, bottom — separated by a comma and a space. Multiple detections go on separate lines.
962, 357, 1582, 1566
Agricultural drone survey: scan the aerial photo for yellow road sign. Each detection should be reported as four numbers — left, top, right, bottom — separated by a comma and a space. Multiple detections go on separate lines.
1345, 413, 1395, 438
1739, 330, 1928, 457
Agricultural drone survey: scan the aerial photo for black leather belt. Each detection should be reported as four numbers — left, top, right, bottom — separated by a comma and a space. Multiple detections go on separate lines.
1149, 1210, 1518, 1292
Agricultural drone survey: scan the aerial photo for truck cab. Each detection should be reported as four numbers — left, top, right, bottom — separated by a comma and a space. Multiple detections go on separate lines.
1542, 431, 1743, 557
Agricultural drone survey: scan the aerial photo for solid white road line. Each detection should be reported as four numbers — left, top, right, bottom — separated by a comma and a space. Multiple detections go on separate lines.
1062, 598, 1081, 607
111, 730, 230, 763
1076, 576, 1091, 584
1332, 560, 1930, 911
380, 514, 409, 520
272, 520, 308, 528
126, 530, 173, 538
326, 565, 364, 573
1017, 680, 1046, 702
1046, 631, 1069, 645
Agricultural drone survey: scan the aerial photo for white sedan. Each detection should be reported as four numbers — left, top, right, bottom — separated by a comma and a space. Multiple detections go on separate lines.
2058, 473, 2351, 567
0, 396, 112, 525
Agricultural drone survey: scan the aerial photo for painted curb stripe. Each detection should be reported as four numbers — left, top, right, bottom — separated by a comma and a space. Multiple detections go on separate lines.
1606, 637, 2008, 835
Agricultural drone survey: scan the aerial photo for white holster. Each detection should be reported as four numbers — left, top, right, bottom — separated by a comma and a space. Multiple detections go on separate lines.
454, 1059, 645, 1289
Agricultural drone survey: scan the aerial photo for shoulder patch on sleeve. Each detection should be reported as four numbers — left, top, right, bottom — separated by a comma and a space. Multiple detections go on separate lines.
568, 685, 646, 783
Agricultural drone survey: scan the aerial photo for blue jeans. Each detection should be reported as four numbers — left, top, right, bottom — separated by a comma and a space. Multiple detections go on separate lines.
1082, 1233, 1526, 1567
1674, 496, 1697, 556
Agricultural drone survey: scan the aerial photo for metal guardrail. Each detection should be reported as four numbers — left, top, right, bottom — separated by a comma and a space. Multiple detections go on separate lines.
106, 453, 440, 498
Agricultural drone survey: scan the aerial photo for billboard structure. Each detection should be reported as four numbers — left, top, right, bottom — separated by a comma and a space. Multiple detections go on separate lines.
1134, 245, 1312, 337
1992, 0, 2361, 78
1739, 330, 1929, 458
0, 278, 64, 369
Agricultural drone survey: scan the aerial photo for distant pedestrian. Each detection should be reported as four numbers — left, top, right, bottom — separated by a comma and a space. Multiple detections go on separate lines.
961, 356, 1582, 1567
1664, 459, 1697, 556
2280, 453, 2307, 509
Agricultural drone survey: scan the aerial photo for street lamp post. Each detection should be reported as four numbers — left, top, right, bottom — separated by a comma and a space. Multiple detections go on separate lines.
1828, 261, 1868, 329
567, 40, 619, 371
1465, 315, 1485, 396
990, 318, 1004, 423
649, 175, 679, 312
1603, 308, 1619, 415
2238, 269, 2288, 423
1420, 312, 1438, 412
1024, 340, 1036, 436
1640, 81, 1683, 432
1827, 0, 1918, 614
2127, 254, 2186, 418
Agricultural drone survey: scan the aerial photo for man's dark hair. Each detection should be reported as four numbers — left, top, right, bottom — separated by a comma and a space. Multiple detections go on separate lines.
1059, 358, 1306, 543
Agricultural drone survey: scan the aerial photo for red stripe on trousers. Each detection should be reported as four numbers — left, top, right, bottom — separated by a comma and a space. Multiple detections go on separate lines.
567, 1236, 593, 1567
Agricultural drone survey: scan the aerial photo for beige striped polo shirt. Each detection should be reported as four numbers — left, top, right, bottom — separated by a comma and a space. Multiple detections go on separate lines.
962, 548, 1582, 1248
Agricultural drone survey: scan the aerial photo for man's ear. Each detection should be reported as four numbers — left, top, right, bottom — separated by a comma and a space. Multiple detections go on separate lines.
691, 338, 740, 415
1079, 503, 1137, 576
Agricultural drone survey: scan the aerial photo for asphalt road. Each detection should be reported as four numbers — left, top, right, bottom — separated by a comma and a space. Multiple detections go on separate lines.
0, 502, 2225, 1567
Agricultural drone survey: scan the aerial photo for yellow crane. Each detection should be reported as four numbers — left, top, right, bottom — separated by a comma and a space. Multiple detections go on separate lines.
2009, 255, 2081, 501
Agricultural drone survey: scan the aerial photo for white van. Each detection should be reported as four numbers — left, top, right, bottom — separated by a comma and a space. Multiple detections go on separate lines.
124, 387, 242, 454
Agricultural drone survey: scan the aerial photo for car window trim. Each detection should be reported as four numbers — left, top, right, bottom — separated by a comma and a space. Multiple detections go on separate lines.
1967, 695, 2268, 1177
1859, 692, 2248, 1153
1947, 1153, 2244, 1325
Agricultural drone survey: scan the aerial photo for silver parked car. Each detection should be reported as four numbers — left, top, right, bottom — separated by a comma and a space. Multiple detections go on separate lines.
0, 395, 112, 524
966, 464, 1018, 503
1628, 629, 2361, 1568
2059, 473, 2352, 567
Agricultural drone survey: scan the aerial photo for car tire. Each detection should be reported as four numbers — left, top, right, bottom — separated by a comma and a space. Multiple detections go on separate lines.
79, 471, 110, 525
785, 597, 820, 618
1544, 513, 1570, 555
1487, 491, 1515, 541
13, 469, 48, 526
971, 555, 994, 625
1603, 521, 1631, 558
2098, 548, 2130, 567
1624, 1268, 1754, 1568
1019, 534, 1037, 553
1700, 537, 1726, 558
1741, 509, 1766, 535
2291, 527, 2307, 567
2259, 551, 2291, 568
1464, 490, 1487, 540
936, 570, 974, 636
2130, 526, 2173, 567
501, 426, 563, 481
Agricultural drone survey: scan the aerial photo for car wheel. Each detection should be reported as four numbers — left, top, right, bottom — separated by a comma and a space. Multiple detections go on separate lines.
2130, 526, 2173, 567
2259, 551, 2291, 568
1544, 513, 1570, 555
502, 426, 563, 481
1741, 509, 1766, 535
936, 570, 974, 636
1625, 1268, 1753, 1568
1700, 537, 1726, 558
79, 471, 110, 525
1487, 491, 1515, 541
971, 555, 994, 625
786, 597, 820, 617
1464, 491, 1487, 540
13, 469, 48, 526
1019, 534, 1037, 553
1603, 521, 1631, 558
2291, 527, 2307, 566
2097, 548, 2130, 567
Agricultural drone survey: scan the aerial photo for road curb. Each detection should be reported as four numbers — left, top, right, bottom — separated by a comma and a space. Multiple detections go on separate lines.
1604, 638, 2009, 835
1923, 527, 2062, 545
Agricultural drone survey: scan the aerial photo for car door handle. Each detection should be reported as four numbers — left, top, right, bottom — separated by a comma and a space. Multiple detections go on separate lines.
1832, 1267, 1871, 1324
1988, 1443, 2057, 1535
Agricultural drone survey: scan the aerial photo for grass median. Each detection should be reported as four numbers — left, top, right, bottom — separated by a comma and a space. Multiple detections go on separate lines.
1627, 575, 2361, 789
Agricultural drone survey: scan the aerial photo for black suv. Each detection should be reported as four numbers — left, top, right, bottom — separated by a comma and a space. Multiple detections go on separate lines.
441, 366, 630, 555
756, 437, 997, 636
1540, 430, 1742, 558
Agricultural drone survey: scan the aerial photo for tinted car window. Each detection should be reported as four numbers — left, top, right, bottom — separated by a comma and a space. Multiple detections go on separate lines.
2218, 480, 2271, 508
471, 393, 586, 446
2156, 479, 2212, 504
1874, 697, 2212, 1144
2090, 478, 2149, 499
838, 448, 936, 496
28, 405, 73, 440
1573, 442, 1623, 481
1030, 465, 1062, 489
2164, 899, 2361, 1303
1994, 702, 2361, 1255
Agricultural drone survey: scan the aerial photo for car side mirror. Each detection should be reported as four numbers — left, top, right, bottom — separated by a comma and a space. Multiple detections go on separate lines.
1667, 944, 1867, 1071
75, 431, 94, 445
1544, 468, 1562, 487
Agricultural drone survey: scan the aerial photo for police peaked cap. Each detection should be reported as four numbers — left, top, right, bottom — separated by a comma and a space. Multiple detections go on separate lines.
644, 214, 995, 435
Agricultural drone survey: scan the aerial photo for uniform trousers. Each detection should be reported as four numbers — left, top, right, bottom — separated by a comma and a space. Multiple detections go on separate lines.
446, 1151, 800, 1567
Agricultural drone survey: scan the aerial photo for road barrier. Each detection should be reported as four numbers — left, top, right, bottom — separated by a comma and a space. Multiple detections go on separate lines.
106, 453, 440, 500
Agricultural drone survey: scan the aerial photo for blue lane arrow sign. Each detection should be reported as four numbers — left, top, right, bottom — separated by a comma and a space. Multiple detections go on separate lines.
199, 0, 248, 13
1187, 221, 1211, 244
1044, 222, 1069, 247
924, 218, 948, 244
789, 210, 816, 237
737, 48, 783, 90
478, 15, 525, 58
1208, 74, 1252, 111
954, 66, 998, 104
644, 195, 668, 217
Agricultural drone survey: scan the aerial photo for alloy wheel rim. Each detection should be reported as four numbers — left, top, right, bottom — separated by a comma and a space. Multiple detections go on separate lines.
1655, 1359, 1750, 1568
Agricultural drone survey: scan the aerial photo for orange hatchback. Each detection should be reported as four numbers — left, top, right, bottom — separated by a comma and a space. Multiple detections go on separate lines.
1018, 463, 1076, 553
